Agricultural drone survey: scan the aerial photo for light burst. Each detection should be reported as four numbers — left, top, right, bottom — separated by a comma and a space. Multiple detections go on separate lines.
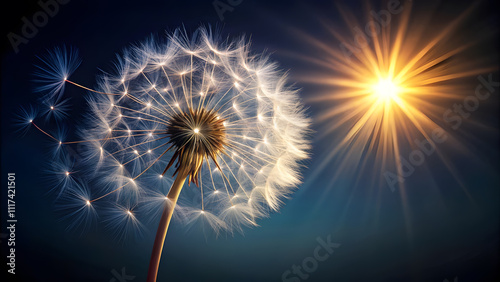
29, 27, 310, 282
296, 2, 496, 192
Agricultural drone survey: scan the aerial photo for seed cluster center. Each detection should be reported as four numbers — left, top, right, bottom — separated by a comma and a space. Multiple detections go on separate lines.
163, 108, 227, 185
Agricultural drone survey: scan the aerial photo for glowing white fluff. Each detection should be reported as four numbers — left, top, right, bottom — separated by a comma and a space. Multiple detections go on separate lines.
34, 27, 310, 235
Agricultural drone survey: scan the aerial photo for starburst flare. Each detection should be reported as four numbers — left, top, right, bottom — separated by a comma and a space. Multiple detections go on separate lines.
296, 2, 495, 192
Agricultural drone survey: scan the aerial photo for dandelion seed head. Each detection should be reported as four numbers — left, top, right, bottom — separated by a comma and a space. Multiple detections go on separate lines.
55, 27, 309, 234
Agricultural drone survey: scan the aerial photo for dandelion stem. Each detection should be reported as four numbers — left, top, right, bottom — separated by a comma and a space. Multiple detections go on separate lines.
146, 168, 188, 282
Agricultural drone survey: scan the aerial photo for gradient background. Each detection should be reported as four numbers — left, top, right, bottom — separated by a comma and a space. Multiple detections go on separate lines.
1, 0, 499, 281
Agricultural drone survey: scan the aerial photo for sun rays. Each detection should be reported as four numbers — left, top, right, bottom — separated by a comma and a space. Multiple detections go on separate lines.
294, 1, 496, 195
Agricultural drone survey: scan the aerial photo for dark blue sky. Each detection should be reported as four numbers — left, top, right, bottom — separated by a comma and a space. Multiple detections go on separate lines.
1, 0, 499, 281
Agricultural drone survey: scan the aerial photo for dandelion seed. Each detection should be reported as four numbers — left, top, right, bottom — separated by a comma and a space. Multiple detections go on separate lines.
34, 46, 81, 101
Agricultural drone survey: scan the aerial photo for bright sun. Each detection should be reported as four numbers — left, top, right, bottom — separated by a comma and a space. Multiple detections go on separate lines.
372, 78, 400, 101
